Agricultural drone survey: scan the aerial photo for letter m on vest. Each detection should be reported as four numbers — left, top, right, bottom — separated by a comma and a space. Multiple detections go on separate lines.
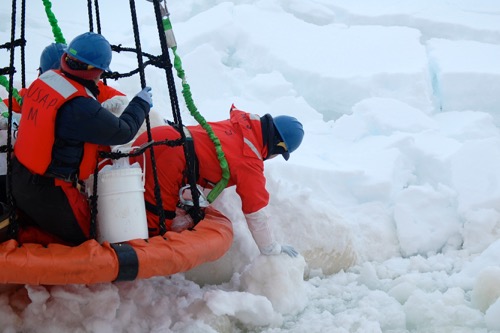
27, 107, 38, 125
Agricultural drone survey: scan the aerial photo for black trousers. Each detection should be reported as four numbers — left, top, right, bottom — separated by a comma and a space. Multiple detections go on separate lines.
11, 158, 87, 245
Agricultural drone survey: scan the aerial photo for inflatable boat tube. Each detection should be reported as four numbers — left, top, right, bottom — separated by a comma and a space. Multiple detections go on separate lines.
0, 206, 233, 285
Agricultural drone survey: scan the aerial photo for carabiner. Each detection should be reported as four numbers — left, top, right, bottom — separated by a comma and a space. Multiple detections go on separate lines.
178, 184, 209, 208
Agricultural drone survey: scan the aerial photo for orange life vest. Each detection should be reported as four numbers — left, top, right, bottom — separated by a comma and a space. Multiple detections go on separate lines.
14, 70, 99, 180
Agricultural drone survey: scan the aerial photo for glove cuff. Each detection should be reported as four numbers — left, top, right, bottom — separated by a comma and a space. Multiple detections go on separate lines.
260, 241, 281, 255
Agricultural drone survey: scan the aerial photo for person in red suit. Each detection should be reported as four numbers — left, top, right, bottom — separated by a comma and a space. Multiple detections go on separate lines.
131, 104, 304, 257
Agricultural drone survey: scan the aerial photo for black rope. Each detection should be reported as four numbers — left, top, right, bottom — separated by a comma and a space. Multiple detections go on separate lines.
6, 0, 19, 239
87, 0, 94, 32
94, 0, 102, 34
178, 126, 204, 226
0, 38, 25, 50
93, 0, 106, 85
0, 67, 15, 76
151, 0, 188, 231
88, 160, 100, 240
98, 138, 184, 161
152, 0, 182, 125
20, 0, 26, 88
111, 44, 157, 59
129, 0, 167, 235
151, 0, 205, 225
101, 55, 168, 81
129, 1, 146, 88
0, 146, 11, 154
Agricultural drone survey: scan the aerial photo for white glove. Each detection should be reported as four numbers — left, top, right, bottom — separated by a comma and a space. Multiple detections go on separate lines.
101, 95, 129, 116
280, 244, 299, 257
261, 243, 299, 257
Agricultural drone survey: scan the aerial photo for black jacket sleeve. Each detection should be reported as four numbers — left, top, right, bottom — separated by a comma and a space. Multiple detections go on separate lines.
55, 95, 149, 145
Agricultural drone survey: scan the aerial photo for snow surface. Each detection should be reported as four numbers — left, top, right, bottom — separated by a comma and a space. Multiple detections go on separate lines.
2, 0, 500, 332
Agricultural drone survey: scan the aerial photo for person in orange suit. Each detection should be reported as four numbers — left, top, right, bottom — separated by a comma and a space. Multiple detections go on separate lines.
131, 104, 304, 257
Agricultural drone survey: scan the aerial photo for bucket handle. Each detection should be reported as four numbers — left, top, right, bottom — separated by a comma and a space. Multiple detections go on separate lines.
129, 146, 145, 187
98, 145, 147, 187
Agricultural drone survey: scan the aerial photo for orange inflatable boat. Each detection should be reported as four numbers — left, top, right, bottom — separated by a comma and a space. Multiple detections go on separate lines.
0, 206, 233, 285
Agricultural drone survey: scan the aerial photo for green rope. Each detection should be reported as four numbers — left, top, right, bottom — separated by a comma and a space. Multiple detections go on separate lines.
0, 75, 22, 108
42, 0, 66, 44
0, 0, 66, 111
164, 16, 230, 203
0, 0, 64, 113
0, 0, 66, 116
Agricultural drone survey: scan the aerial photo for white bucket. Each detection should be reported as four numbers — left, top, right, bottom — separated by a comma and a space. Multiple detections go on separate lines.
87, 149, 148, 244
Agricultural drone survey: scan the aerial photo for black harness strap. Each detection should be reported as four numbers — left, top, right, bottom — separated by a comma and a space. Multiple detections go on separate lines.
144, 200, 176, 219
175, 125, 204, 226
143, 124, 203, 229
111, 243, 139, 281
182, 127, 200, 191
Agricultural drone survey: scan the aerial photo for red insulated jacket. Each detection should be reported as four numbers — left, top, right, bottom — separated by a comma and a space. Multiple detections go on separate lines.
132, 105, 270, 234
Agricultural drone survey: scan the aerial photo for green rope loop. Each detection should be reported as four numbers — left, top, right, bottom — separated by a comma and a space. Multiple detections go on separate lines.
0, 75, 22, 106
165, 16, 230, 203
42, 0, 66, 44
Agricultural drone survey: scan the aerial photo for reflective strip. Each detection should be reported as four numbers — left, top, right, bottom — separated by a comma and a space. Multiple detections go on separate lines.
244, 137, 262, 160
249, 113, 260, 121
39, 71, 78, 99
182, 125, 193, 139
85, 87, 96, 100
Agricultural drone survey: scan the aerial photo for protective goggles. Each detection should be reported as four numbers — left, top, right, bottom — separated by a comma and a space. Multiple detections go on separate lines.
65, 55, 95, 70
